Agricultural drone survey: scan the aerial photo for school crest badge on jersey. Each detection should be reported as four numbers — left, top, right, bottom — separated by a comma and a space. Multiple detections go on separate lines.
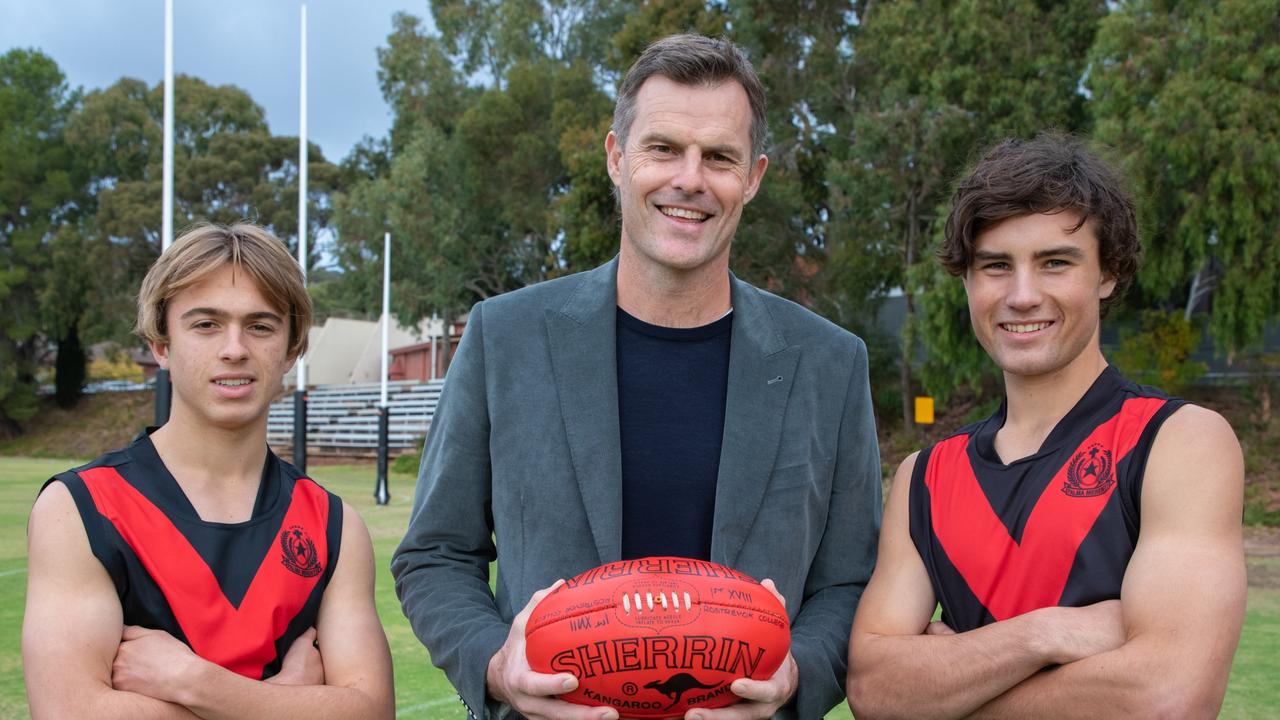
280, 524, 322, 577
1062, 442, 1115, 498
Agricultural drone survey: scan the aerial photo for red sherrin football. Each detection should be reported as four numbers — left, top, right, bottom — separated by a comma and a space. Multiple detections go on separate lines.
524, 556, 790, 718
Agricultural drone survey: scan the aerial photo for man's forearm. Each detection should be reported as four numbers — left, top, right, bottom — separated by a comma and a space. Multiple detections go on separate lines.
173, 662, 391, 720
968, 659, 1138, 720
849, 610, 1060, 720
968, 635, 1225, 720
31, 686, 201, 720
785, 583, 864, 719
393, 545, 511, 711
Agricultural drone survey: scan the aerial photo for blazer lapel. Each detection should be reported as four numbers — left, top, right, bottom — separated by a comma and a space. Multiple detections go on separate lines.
712, 276, 800, 567
545, 259, 623, 565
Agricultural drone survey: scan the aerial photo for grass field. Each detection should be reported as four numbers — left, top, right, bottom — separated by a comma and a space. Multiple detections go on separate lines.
2, 458, 1277, 718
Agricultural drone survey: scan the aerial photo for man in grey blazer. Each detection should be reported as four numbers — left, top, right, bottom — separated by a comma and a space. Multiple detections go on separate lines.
392, 34, 882, 720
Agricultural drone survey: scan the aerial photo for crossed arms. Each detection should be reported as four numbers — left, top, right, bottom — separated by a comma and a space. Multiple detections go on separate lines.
23, 488, 394, 720
847, 405, 1245, 720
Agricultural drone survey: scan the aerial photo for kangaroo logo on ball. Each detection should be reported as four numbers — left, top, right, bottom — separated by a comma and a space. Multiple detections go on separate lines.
645, 673, 721, 710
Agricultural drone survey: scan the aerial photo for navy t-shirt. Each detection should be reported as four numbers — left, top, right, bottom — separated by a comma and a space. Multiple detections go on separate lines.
616, 307, 732, 561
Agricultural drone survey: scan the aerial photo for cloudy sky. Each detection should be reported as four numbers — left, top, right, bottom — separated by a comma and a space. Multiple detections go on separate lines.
3, 0, 437, 162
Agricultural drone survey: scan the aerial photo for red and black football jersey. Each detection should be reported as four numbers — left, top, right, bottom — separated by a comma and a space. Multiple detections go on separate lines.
909, 366, 1185, 633
46, 431, 342, 679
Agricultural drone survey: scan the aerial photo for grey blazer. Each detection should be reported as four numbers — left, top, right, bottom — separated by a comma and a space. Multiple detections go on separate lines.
392, 258, 882, 719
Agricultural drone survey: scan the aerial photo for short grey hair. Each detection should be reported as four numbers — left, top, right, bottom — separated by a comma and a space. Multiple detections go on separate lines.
612, 34, 769, 158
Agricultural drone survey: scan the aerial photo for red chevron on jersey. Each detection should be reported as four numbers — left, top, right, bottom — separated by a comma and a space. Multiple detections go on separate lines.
79, 466, 329, 678
925, 396, 1166, 620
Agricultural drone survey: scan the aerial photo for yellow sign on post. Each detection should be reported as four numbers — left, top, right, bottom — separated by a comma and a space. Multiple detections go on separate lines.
915, 396, 935, 425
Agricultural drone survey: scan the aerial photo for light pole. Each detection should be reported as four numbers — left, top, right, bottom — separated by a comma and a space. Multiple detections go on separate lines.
292, 3, 309, 472
154, 0, 175, 427
375, 232, 391, 506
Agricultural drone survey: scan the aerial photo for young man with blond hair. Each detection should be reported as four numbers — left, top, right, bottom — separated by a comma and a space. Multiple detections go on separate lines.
24, 222, 394, 719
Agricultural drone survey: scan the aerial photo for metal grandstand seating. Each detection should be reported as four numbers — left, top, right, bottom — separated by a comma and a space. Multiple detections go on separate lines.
266, 379, 444, 455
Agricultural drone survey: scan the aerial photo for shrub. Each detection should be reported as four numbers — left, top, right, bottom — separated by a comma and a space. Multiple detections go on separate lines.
1113, 310, 1206, 393
391, 450, 422, 475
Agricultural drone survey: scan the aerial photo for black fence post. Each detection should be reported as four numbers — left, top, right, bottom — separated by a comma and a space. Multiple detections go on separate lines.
154, 368, 172, 426
374, 407, 390, 506
292, 389, 308, 473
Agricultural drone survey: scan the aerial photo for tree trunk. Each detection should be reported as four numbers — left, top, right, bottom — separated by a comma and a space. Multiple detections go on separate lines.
0, 416, 21, 442
900, 292, 915, 430
55, 322, 87, 409
900, 191, 918, 430
440, 309, 455, 376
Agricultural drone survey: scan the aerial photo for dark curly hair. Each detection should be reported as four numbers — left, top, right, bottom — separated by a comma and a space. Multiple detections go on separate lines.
940, 132, 1140, 317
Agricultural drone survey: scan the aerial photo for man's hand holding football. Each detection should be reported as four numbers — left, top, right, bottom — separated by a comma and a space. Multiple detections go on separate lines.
685, 579, 798, 720
486, 581, 619, 720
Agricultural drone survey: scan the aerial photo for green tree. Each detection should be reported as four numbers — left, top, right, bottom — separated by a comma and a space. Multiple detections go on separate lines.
717, 1, 851, 301
68, 75, 337, 270
41, 223, 93, 408
63, 74, 339, 337
377, 12, 475, 153
4, 73, 343, 413
827, 0, 1104, 425
332, 7, 623, 334
0, 49, 83, 430
553, 111, 617, 273
1089, 0, 1280, 356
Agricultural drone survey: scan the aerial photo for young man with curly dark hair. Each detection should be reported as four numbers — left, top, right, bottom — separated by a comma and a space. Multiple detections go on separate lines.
848, 133, 1244, 719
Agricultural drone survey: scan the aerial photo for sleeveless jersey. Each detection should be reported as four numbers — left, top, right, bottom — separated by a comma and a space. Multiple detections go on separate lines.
47, 432, 342, 679
909, 366, 1184, 633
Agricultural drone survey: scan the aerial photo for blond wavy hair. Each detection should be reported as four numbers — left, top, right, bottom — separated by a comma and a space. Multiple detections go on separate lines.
135, 222, 312, 358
